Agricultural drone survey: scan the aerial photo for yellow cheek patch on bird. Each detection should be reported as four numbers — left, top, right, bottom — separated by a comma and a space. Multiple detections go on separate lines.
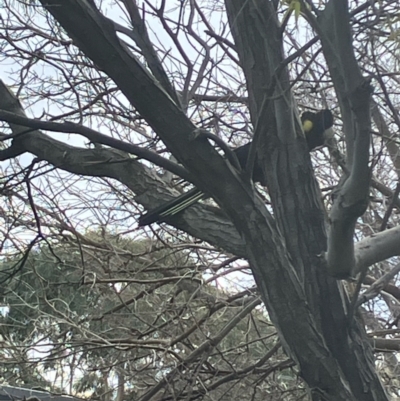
302, 120, 313, 132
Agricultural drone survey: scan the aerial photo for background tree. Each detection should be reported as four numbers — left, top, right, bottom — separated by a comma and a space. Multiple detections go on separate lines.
0, 0, 400, 400
0, 234, 293, 400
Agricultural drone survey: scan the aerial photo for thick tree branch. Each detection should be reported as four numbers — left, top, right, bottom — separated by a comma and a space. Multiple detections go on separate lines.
118, 0, 180, 106
36, 0, 276, 237
224, 1, 387, 399
0, 81, 247, 255
355, 226, 400, 274
0, 105, 191, 183
310, 1, 373, 278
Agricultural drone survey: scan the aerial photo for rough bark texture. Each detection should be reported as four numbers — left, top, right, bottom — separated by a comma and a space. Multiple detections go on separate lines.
223, 2, 386, 400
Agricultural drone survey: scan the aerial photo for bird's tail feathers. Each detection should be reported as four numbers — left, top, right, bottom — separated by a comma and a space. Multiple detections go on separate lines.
139, 188, 205, 226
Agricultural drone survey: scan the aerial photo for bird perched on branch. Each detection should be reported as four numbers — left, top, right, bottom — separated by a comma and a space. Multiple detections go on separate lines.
139, 109, 333, 226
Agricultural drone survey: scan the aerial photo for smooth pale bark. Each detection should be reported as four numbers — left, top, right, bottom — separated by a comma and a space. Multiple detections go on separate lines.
311, 1, 372, 279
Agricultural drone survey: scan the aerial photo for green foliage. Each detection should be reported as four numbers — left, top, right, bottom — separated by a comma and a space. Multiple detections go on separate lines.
0, 232, 293, 399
